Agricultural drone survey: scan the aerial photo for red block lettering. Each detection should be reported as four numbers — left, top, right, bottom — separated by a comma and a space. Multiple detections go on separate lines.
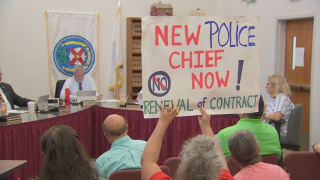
185, 25, 201, 45
182, 51, 192, 69
192, 72, 203, 89
205, 50, 214, 67
172, 25, 182, 46
169, 51, 180, 69
155, 25, 168, 46
205, 72, 214, 89
216, 71, 230, 87
194, 50, 204, 68
214, 49, 224, 67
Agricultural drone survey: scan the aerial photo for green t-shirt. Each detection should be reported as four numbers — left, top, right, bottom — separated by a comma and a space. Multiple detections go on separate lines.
216, 118, 281, 159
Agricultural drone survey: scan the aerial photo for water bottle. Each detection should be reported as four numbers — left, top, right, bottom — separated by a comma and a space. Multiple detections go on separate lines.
65, 88, 70, 106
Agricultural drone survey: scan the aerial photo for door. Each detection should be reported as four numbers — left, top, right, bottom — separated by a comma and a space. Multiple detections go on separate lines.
285, 18, 313, 133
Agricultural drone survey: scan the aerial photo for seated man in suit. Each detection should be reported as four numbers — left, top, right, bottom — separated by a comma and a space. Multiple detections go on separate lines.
215, 95, 282, 159
0, 67, 33, 110
94, 114, 146, 179
60, 64, 102, 101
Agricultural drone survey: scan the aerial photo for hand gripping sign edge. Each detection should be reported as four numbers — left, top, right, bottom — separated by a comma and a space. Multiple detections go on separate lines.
148, 71, 171, 97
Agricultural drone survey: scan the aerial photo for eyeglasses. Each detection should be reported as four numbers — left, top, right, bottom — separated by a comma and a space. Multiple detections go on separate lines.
74, 74, 84, 78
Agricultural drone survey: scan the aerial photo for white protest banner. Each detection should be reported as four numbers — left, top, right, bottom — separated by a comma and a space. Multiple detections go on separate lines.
142, 16, 260, 118
46, 11, 99, 95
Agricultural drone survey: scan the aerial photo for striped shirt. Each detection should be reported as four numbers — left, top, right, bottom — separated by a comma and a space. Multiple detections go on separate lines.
266, 93, 294, 137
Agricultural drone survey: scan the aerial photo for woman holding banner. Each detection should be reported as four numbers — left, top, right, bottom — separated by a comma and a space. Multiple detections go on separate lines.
263, 74, 294, 137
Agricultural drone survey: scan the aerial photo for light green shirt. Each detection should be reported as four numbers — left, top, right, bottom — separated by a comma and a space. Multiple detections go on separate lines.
94, 135, 146, 179
216, 118, 281, 159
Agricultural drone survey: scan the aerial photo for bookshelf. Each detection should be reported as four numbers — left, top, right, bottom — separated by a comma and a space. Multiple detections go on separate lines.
126, 17, 142, 102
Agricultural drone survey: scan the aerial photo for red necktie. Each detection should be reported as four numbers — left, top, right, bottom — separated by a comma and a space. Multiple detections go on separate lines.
0, 93, 4, 102
0, 88, 5, 102
79, 83, 82, 91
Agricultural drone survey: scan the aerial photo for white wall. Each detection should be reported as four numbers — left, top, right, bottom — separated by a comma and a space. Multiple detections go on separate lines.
0, 0, 218, 100
217, 0, 320, 148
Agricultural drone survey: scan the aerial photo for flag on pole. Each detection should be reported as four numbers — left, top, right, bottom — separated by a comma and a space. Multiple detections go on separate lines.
108, 1, 124, 99
45, 10, 100, 96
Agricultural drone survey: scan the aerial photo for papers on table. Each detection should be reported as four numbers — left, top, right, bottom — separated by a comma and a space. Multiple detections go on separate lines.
97, 99, 120, 103
7, 110, 28, 113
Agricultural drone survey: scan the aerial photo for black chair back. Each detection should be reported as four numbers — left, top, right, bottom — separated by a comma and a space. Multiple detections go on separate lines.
270, 104, 303, 151
286, 104, 303, 145
54, 80, 66, 98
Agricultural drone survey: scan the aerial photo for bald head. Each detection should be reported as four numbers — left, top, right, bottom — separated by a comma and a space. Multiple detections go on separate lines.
103, 114, 128, 137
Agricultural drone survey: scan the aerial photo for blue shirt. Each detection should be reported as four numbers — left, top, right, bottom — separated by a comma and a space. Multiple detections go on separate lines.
266, 93, 294, 137
94, 135, 146, 179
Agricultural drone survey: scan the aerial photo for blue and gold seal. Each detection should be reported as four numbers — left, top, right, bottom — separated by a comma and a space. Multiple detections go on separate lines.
53, 35, 95, 76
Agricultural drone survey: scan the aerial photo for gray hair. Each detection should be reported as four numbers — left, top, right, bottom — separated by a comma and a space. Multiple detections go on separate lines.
73, 64, 84, 72
103, 116, 128, 137
175, 135, 223, 180
228, 130, 261, 167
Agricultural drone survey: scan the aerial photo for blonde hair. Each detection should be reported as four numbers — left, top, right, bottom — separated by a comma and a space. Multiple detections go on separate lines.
268, 74, 291, 98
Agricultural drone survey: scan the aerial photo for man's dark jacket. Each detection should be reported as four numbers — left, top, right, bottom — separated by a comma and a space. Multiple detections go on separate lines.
0, 82, 32, 109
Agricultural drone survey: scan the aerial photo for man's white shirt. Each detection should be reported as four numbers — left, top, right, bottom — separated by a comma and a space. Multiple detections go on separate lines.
0, 84, 12, 110
60, 76, 98, 100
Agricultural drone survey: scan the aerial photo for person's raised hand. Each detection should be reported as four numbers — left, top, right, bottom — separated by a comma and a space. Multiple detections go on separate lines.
159, 103, 179, 127
198, 107, 211, 126
96, 94, 103, 101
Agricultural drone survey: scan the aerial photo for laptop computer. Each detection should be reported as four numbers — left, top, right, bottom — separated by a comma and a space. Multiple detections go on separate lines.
37, 95, 50, 111
76, 90, 96, 102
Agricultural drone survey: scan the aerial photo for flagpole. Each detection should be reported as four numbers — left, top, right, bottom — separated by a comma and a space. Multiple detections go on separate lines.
109, 0, 123, 100
114, 0, 121, 99
114, 71, 118, 99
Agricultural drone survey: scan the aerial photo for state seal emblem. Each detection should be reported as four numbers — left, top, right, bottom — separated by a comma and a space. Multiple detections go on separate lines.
53, 35, 95, 76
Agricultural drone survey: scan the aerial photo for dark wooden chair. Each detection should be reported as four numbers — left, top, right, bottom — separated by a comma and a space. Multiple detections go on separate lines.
109, 166, 170, 180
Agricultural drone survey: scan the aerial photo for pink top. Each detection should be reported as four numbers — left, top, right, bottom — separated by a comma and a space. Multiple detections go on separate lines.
234, 162, 289, 180
150, 169, 234, 180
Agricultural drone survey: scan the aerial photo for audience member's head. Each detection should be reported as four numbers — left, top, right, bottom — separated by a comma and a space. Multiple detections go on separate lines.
38, 125, 98, 180
239, 95, 264, 119
102, 114, 128, 143
228, 130, 261, 168
73, 64, 85, 83
267, 74, 291, 98
176, 135, 223, 180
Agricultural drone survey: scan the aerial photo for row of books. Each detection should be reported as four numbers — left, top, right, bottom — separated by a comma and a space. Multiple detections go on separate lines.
132, 73, 142, 86
132, 22, 142, 35
132, 57, 142, 70
132, 39, 141, 53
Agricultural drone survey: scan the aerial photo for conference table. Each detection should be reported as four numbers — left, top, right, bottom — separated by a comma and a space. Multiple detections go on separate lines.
0, 160, 27, 180
0, 102, 239, 180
